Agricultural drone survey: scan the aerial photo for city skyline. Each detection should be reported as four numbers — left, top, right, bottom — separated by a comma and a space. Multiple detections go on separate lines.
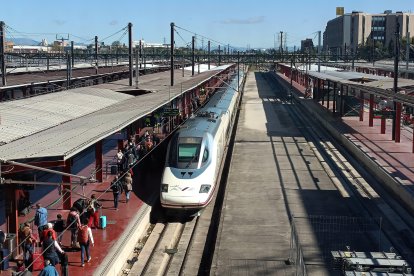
2, 0, 412, 49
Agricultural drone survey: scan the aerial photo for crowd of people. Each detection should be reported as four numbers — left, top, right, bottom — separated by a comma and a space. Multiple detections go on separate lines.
11, 130, 162, 275
15, 193, 101, 275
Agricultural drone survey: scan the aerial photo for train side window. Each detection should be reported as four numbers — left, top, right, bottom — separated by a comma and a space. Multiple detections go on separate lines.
202, 148, 209, 163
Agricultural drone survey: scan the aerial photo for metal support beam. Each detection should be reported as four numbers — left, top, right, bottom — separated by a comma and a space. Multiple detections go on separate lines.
71, 41, 74, 67
95, 36, 98, 74
128, 22, 133, 86
208, 41, 210, 70
192, 36, 195, 76
170, 22, 174, 86
95, 140, 103, 182
218, 45, 221, 66
359, 90, 364, 121
392, 19, 400, 140
0, 21, 6, 86
62, 159, 72, 209
369, 94, 374, 127
395, 102, 401, 143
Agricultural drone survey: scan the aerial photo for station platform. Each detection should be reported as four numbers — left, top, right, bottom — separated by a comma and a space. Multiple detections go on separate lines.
210, 71, 414, 275
0, 134, 157, 275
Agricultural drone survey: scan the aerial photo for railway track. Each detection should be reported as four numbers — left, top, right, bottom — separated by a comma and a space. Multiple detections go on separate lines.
264, 73, 414, 267
119, 72, 245, 276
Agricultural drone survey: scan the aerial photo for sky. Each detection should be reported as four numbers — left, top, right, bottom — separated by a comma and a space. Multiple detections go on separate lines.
2, 0, 413, 49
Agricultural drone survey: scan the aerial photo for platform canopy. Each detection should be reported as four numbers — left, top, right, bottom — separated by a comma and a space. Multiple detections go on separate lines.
0, 65, 232, 161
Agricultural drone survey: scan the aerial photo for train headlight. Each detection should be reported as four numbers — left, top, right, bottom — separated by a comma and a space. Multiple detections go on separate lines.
199, 184, 211, 193
161, 184, 169, 193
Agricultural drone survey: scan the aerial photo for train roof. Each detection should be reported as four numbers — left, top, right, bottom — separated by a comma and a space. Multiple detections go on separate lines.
178, 80, 238, 139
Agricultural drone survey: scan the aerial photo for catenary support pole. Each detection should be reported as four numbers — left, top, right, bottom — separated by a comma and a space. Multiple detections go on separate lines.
392, 19, 400, 140
192, 36, 195, 76
0, 21, 6, 86
208, 41, 210, 70
170, 22, 174, 86
128, 22, 133, 86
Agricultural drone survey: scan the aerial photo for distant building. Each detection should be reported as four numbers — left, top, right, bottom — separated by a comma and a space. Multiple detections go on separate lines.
301, 38, 314, 52
323, 10, 414, 54
5, 41, 14, 52
133, 40, 168, 48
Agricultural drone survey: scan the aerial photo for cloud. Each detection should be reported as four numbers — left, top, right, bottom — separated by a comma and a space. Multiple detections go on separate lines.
220, 16, 265, 25
109, 20, 118, 26
53, 19, 66, 26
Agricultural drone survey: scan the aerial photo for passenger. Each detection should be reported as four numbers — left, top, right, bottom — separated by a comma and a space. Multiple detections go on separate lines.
67, 207, 81, 248
34, 203, 48, 234
116, 149, 124, 172
21, 226, 35, 270
152, 134, 160, 146
111, 176, 122, 210
41, 223, 57, 243
42, 231, 64, 266
19, 222, 32, 252
127, 150, 135, 168
78, 219, 94, 267
145, 136, 153, 152
39, 257, 59, 276
87, 194, 101, 229
53, 214, 65, 244
123, 172, 133, 203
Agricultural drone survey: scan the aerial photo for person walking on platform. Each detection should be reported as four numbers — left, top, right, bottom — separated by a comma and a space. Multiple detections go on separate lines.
42, 231, 64, 266
53, 214, 64, 244
78, 219, 94, 267
111, 176, 123, 210
123, 172, 133, 203
39, 257, 59, 276
116, 149, 123, 173
87, 194, 101, 229
34, 203, 48, 234
67, 207, 81, 248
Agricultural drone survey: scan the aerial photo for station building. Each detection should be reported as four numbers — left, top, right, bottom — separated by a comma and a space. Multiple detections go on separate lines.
323, 10, 414, 55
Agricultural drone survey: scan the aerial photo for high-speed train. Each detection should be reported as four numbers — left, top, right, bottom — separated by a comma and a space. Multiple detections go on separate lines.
160, 70, 242, 210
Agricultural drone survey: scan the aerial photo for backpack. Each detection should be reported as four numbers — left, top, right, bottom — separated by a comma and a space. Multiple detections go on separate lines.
112, 183, 120, 194
77, 225, 88, 244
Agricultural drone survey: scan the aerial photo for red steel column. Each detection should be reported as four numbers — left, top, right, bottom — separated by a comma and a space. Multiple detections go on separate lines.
62, 159, 72, 210
359, 91, 364, 121
395, 102, 401, 143
369, 94, 374, 127
95, 140, 103, 182
412, 129, 414, 153
5, 186, 19, 241
381, 118, 386, 134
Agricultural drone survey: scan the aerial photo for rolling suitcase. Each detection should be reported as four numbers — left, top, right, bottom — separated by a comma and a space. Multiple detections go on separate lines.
100, 216, 107, 229
31, 242, 44, 271
0, 248, 9, 270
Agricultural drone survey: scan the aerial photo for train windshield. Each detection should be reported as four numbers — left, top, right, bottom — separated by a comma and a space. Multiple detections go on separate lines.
168, 137, 203, 169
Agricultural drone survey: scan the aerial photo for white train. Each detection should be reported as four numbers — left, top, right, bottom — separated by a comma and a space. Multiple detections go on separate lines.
160, 71, 241, 210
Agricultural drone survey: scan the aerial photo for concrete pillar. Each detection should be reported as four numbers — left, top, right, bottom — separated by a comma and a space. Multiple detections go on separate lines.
95, 140, 103, 182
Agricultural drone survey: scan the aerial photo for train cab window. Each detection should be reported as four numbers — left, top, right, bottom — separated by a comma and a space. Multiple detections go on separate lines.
176, 137, 202, 169
202, 148, 209, 163
178, 144, 200, 162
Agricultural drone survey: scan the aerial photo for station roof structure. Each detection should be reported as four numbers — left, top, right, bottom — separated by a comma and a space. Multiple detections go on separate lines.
0, 65, 232, 161
292, 64, 414, 105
